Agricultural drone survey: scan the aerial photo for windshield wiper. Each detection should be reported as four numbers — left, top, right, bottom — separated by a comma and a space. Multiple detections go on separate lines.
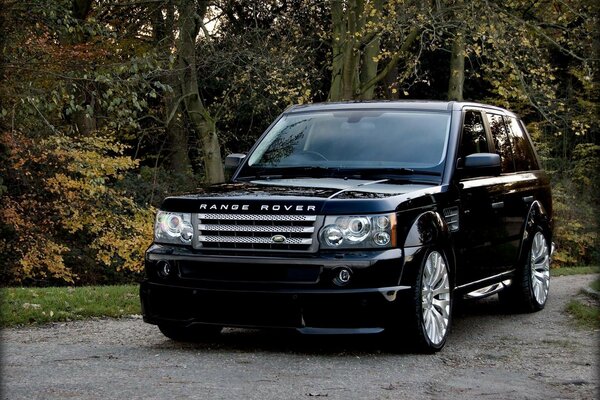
341, 168, 440, 180
237, 166, 441, 181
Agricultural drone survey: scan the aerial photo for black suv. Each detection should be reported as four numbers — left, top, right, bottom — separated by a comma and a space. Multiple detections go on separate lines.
141, 101, 553, 352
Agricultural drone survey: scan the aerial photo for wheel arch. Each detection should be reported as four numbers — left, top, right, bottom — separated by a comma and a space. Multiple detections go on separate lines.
518, 200, 552, 263
401, 211, 457, 288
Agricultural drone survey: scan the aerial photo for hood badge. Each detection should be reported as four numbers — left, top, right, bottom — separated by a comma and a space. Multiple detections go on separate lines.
271, 235, 286, 243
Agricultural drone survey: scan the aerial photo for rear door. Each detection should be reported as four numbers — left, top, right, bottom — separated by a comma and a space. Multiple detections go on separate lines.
501, 116, 547, 265
483, 112, 543, 273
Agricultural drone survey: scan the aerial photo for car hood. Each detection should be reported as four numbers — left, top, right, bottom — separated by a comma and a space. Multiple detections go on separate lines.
161, 178, 444, 214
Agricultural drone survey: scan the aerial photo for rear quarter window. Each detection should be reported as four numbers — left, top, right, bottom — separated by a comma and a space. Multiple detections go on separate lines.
505, 117, 539, 171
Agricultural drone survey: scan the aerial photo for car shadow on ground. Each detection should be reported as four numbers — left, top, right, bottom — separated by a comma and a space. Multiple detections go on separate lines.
151, 327, 390, 356
146, 294, 521, 356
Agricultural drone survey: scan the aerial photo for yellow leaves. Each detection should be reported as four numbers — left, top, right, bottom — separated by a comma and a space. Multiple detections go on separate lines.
92, 206, 154, 273
18, 238, 73, 283
2, 129, 153, 283
471, 44, 482, 57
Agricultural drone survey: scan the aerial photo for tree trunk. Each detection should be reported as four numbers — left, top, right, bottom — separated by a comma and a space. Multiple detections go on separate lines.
328, 0, 344, 101
328, 0, 363, 101
359, 0, 382, 100
383, 66, 399, 99
447, 31, 465, 101
328, 0, 419, 102
65, 0, 96, 135
340, 0, 360, 100
152, 1, 193, 178
359, 27, 420, 96
177, 0, 224, 184
166, 76, 193, 178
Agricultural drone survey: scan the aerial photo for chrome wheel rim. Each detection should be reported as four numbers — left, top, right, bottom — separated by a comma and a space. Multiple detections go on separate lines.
421, 251, 451, 345
530, 231, 550, 305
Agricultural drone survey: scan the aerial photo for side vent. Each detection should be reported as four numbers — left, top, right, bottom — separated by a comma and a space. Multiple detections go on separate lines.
443, 207, 460, 232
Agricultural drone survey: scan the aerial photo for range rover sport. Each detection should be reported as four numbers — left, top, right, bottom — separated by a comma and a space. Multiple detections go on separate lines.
140, 101, 553, 352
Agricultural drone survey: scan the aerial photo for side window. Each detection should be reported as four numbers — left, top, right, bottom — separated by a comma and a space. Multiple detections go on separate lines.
486, 113, 515, 173
459, 110, 489, 160
505, 117, 539, 171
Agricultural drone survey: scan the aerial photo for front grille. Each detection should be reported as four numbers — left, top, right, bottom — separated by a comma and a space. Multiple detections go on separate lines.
195, 213, 320, 252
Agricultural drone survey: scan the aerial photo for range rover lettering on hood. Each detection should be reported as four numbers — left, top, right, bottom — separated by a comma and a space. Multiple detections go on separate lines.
199, 203, 317, 212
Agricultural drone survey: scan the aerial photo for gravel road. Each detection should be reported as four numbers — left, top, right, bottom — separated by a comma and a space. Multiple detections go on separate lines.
2, 274, 599, 400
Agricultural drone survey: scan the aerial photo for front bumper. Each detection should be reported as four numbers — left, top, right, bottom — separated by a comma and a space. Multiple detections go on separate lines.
140, 246, 416, 333
141, 282, 409, 333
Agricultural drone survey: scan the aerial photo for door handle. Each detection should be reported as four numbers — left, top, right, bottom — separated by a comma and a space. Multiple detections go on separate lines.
492, 201, 504, 209
523, 196, 534, 203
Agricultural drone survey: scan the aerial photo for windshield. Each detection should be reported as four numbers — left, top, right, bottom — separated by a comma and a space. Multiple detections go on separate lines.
240, 109, 451, 180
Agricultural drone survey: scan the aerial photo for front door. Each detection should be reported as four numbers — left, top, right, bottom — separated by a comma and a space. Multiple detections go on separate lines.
454, 110, 507, 285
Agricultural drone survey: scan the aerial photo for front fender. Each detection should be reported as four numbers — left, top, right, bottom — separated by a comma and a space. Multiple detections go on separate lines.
403, 211, 449, 248
400, 211, 456, 287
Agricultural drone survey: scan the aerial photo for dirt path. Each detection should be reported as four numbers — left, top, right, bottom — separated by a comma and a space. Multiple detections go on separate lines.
2, 274, 598, 399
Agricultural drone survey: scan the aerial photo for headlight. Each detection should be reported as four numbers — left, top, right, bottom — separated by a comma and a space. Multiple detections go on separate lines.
319, 213, 396, 249
155, 211, 193, 245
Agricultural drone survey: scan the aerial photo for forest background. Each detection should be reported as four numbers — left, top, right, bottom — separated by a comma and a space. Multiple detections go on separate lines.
0, 0, 598, 286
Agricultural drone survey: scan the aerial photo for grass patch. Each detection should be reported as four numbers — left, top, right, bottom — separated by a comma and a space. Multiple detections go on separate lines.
540, 338, 577, 350
566, 298, 600, 329
0, 285, 140, 328
565, 276, 600, 330
551, 266, 600, 276
590, 278, 600, 292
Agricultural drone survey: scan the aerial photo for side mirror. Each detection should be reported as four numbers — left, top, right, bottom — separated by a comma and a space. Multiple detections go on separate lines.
224, 153, 246, 179
461, 153, 501, 177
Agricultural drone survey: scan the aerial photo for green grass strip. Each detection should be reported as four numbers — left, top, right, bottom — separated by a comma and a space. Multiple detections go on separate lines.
551, 266, 600, 276
1, 267, 597, 328
0, 285, 140, 328
565, 276, 600, 330
566, 298, 600, 330
590, 278, 600, 292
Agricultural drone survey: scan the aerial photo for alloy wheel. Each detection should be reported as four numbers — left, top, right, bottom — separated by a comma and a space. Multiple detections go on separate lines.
530, 231, 550, 305
421, 251, 451, 346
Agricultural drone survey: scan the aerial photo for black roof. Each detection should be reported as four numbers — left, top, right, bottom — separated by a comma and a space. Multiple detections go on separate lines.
286, 100, 517, 117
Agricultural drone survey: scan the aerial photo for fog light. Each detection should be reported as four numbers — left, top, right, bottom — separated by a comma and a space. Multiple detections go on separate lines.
333, 268, 352, 286
157, 261, 173, 277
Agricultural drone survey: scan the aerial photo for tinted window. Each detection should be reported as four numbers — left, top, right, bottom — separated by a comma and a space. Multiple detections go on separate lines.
247, 110, 451, 169
505, 117, 539, 171
459, 110, 489, 159
487, 113, 515, 173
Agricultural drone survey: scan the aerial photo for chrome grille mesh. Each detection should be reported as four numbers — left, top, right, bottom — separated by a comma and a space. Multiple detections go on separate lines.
195, 213, 319, 252
198, 236, 313, 245
199, 224, 314, 233
198, 213, 316, 222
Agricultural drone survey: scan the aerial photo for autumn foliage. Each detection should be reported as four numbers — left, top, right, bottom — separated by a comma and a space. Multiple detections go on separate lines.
0, 131, 153, 284
0, 0, 158, 284
0, 0, 598, 285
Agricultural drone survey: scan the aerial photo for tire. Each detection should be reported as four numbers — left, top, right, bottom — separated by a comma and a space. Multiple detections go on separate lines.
500, 227, 550, 312
158, 324, 222, 342
390, 248, 452, 353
